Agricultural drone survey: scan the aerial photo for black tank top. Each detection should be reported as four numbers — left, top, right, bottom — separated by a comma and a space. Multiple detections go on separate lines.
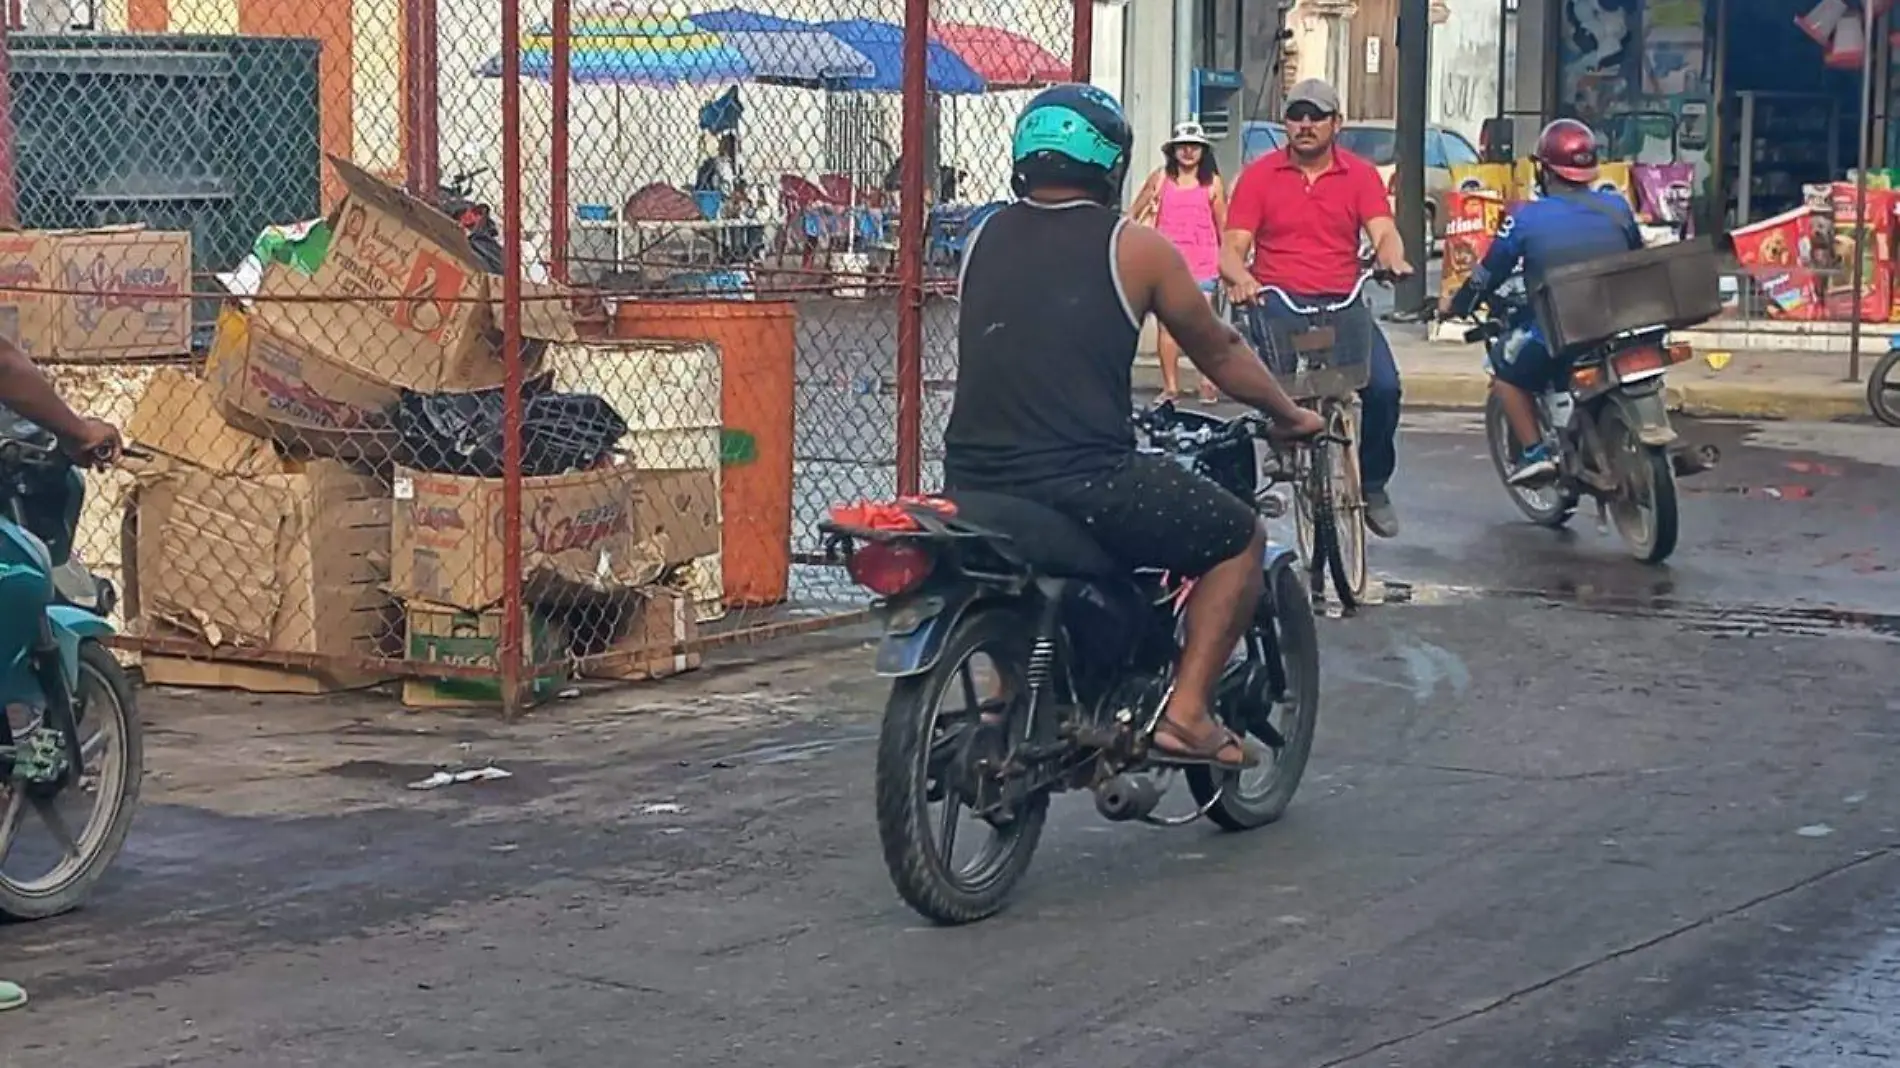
943, 200, 1143, 491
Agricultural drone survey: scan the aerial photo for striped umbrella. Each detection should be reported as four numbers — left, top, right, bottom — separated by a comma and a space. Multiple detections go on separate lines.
480, 8, 873, 86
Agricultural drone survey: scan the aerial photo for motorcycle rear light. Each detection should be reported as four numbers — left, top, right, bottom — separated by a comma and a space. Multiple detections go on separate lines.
1611, 345, 1668, 379
1666, 341, 1694, 365
1571, 365, 1605, 391
847, 541, 936, 597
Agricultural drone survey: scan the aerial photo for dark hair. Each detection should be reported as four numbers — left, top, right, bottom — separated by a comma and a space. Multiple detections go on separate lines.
1165, 143, 1218, 185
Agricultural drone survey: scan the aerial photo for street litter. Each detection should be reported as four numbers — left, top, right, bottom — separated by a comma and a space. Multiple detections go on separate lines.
407, 765, 514, 790
1796, 823, 1834, 838
639, 802, 686, 815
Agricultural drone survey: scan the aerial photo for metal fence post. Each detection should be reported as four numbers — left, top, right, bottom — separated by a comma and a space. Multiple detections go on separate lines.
500, 0, 527, 718
405, 0, 441, 197
0, 18, 16, 229
1073, 0, 1093, 82
551, 0, 572, 283
895, 0, 931, 497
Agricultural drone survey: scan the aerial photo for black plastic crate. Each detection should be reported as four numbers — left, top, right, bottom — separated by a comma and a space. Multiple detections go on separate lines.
1532, 236, 1723, 355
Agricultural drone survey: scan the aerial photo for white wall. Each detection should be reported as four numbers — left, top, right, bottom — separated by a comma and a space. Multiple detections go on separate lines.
1429, 0, 1502, 143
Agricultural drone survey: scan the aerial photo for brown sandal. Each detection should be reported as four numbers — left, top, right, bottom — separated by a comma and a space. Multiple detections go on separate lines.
1151, 714, 1260, 770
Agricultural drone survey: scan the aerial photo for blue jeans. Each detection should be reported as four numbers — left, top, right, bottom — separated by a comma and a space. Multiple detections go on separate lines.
1252, 295, 1403, 494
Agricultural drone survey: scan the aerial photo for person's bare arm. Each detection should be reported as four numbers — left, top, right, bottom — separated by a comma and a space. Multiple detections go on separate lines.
1122, 225, 1315, 431
1210, 175, 1228, 230
1364, 215, 1412, 276
1129, 169, 1163, 224
0, 341, 119, 460
1219, 227, 1258, 299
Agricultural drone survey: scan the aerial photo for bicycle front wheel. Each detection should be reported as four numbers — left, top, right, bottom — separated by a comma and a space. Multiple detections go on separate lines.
1292, 402, 1368, 610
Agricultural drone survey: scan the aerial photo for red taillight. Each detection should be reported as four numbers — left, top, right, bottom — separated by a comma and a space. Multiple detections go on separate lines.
1610, 345, 1669, 380
847, 541, 935, 597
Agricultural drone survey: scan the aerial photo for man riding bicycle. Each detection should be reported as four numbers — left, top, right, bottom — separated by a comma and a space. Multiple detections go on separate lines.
942, 84, 1321, 771
1219, 79, 1414, 539
1437, 118, 1643, 486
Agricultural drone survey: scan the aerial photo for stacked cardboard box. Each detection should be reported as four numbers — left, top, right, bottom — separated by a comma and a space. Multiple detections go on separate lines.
121, 159, 720, 705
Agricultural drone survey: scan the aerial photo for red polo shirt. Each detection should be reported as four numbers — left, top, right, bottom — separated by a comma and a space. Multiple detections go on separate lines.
1226, 147, 1392, 295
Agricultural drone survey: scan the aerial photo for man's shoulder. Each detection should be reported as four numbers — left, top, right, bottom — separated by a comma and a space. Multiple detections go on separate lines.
1237, 152, 1287, 184
1333, 149, 1382, 178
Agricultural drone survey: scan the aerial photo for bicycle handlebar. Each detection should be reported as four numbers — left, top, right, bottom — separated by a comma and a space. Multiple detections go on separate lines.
1251, 267, 1392, 315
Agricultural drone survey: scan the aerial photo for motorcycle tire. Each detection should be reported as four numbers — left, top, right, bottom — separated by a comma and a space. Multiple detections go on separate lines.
874, 608, 1047, 925
1602, 410, 1680, 565
1485, 393, 1577, 527
1868, 348, 1900, 427
0, 641, 143, 920
1189, 563, 1321, 831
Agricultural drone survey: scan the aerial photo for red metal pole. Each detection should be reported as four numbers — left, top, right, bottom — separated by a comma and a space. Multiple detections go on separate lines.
895, 0, 930, 496
404, 0, 441, 195
550, 0, 571, 283
1071, 0, 1092, 82
499, 0, 527, 716
0, 18, 16, 229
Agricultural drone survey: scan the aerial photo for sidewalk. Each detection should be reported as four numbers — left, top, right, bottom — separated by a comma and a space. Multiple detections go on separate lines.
1133, 327, 1876, 422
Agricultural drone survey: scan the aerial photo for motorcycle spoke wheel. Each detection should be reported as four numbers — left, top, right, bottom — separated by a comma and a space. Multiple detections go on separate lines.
875, 612, 1047, 925
1484, 392, 1575, 527
1868, 350, 1900, 427
0, 643, 144, 920
1603, 413, 1680, 565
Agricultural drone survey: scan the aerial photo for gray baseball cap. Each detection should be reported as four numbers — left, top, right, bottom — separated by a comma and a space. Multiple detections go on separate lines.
1285, 79, 1341, 116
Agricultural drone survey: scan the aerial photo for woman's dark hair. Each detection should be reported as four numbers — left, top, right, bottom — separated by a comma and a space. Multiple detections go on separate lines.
1165, 142, 1218, 185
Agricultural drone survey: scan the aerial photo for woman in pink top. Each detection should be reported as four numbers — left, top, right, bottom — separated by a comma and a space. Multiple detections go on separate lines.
1131, 120, 1228, 403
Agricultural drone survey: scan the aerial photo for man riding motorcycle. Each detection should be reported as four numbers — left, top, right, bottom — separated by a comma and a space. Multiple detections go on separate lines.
0, 334, 121, 1014
1437, 118, 1643, 485
942, 84, 1322, 771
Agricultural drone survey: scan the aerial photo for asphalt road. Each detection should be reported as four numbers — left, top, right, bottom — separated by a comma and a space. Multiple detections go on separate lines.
5, 411, 1899, 1066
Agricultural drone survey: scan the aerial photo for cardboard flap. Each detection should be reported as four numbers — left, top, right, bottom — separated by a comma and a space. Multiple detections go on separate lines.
511, 280, 582, 342
326, 154, 485, 271
143, 473, 293, 647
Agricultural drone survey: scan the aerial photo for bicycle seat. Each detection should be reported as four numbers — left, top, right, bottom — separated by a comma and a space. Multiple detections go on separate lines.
942, 490, 1120, 579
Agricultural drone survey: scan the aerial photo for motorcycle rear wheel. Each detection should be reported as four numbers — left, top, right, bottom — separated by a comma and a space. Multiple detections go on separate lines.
0, 641, 143, 920
1602, 411, 1679, 565
874, 609, 1047, 925
1868, 348, 1900, 427
1188, 564, 1320, 831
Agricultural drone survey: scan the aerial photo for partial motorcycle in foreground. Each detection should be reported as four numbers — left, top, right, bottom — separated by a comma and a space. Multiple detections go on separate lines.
1452, 239, 1723, 565
823, 407, 1326, 925
0, 414, 142, 919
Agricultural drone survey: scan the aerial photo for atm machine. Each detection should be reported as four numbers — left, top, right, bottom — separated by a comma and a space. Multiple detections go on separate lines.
1192, 67, 1246, 178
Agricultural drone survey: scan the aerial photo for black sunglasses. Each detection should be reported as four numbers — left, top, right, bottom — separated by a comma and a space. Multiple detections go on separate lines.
1285, 103, 1335, 123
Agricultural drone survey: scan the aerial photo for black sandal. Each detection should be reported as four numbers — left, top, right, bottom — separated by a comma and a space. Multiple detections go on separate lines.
1151, 714, 1260, 770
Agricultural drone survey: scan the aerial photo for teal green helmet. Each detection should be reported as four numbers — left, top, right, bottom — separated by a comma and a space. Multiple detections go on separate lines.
1010, 83, 1134, 205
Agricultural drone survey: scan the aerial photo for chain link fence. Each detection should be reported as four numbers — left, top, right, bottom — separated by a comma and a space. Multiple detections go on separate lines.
0, 0, 1081, 710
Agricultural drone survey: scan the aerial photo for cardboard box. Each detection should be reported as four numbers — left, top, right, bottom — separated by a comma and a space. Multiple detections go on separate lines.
122, 459, 398, 659
128, 360, 285, 478
402, 602, 568, 709
390, 465, 720, 613
1440, 190, 1507, 302
573, 586, 702, 682
0, 227, 191, 361
140, 651, 387, 695
256, 155, 574, 396
207, 308, 402, 462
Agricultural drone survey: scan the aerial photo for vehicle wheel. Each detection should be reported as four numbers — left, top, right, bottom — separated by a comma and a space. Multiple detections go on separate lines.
874, 608, 1047, 925
1485, 392, 1577, 527
1424, 203, 1439, 258
0, 641, 143, 920
1601, 410, 1680, 565
1189, 564, 1320, 830
1327, 403, 1370, 603
1868, 348, 1900, 427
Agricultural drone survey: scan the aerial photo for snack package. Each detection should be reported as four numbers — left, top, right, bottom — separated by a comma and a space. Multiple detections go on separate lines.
1633, 163, 1696, 231
1449, 163, 1513, 200
1824, 182, 1894, 322
1512, 158, 1541, 204
1592, 161, 1637, 210
1730, 206, 1821, 320
1439, 190, 1509, 304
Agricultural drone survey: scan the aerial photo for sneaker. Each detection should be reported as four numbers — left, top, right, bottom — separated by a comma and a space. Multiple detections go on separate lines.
1507, 444, 1558, 487
1364, 490, 1400, 538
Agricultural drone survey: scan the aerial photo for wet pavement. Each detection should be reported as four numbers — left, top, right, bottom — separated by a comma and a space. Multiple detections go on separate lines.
5, 411, 1900, 1066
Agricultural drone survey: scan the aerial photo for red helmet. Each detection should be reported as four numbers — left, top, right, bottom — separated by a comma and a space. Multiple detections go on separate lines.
1534, 119, 1600, 184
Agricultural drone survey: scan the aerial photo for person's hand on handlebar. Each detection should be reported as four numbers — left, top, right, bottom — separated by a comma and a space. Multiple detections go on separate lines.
63, 419, 122, 468
1374, 241, 1414, 282
1266, 406, 1326, 442
1225, 274, 1262, 306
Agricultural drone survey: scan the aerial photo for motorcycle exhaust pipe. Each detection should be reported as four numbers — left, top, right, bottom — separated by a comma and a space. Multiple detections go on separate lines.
1094, 774, 1163, 822
1672, 444, 1721, 477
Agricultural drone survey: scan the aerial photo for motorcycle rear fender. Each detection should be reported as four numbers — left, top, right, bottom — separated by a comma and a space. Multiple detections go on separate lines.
873, 585, 988, 679
46, 605, 113, 692
1606, 382, 1677, 448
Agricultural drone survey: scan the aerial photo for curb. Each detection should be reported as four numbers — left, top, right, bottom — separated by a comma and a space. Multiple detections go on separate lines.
1134, 362, 1870, 422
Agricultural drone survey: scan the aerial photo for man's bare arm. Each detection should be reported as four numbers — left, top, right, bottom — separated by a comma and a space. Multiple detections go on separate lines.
1364, 215, 1412, 275
1218, 227, 1255, 288
0, 341, 90, 441
1123, 225, 1311, 427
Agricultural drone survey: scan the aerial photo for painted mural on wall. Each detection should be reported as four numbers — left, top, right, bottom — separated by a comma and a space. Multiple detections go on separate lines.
1560, 0, 1638, 128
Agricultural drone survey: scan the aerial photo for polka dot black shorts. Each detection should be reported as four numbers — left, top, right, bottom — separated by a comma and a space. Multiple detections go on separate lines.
1047, 453, 1258, 578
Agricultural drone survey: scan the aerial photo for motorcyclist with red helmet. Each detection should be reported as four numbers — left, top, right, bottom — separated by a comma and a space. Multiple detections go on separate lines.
1439, 118, 1642, 484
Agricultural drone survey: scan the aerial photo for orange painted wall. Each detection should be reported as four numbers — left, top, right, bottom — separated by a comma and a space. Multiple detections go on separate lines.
127, 0, 168, 32
238, 0, 354, 205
